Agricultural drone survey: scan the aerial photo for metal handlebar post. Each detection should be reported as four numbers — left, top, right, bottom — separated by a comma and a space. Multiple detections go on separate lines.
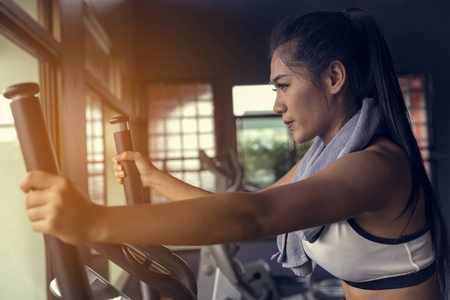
2, 83, 94, 300
109, 116, 159, 300
109, 116, 145, 205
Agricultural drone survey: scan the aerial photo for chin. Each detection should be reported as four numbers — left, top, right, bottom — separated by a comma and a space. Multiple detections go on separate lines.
293, 133, 315, 144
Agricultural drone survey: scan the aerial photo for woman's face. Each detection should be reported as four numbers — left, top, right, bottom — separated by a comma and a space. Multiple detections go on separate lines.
270, 52, 339, 145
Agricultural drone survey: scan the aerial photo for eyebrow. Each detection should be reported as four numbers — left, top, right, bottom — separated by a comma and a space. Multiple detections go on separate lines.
269, 74, 290, 85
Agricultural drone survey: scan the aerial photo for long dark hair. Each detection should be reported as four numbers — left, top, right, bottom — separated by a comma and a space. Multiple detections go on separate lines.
269, 8, 449, 296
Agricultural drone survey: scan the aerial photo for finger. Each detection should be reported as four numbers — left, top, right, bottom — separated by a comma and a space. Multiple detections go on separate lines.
114, 163, 123, 172
27, 206, 48, 222
114, 170, 126, 178
114, 151, 139, 162
117, 178, 123, 184
24, 190, 50, 209
31, 220, 48, 234
20, 171, 61, 193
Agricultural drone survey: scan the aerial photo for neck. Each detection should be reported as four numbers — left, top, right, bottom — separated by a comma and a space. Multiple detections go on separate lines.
320, 96, 361, 146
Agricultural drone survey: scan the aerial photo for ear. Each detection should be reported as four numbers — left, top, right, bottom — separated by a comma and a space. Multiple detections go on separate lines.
323, 60, 346, 95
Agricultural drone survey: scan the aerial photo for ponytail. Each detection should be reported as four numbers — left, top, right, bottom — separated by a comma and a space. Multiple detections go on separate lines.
347, 9, 450, 296
270, 8, 450, 296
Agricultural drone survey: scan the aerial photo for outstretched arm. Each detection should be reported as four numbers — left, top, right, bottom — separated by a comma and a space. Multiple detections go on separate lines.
114, 151, 303, 201
113, 151, 213, 201
20, 141, 411, 246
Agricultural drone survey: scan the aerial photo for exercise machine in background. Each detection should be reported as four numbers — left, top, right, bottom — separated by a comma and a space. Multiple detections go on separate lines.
197, 150, 314, 300
197, 150, 345, 300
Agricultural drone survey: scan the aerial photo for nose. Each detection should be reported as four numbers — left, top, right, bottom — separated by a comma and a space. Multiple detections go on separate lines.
273, 95, 287, 115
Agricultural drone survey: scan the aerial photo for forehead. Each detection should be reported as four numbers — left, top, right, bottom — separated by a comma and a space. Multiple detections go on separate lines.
270, 51, 310, 83
270, 52, 291, 80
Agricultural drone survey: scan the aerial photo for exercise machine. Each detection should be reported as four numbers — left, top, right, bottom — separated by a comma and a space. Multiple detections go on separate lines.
2, 82, 197, 300
197, 150, 345, 300
197, 150, 314, 300
4, 82, 344, 300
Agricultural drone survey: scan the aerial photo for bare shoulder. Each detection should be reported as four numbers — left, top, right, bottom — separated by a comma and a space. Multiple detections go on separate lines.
365, 136, 409, 161
254, 137, 414, 235
317, 136, 412, 213
356, 137, 412, 213
362, 137, 411, 183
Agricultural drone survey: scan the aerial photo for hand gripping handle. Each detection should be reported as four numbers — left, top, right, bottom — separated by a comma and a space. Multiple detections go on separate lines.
2, 83, 93, 300
110, 116, 145, 205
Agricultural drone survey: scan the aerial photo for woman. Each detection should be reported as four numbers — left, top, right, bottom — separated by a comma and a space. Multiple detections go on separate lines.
20, 8, 448, 299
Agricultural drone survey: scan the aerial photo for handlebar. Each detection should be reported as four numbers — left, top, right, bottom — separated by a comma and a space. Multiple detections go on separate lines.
109, 116, 145, 205
2, 83, 94, 300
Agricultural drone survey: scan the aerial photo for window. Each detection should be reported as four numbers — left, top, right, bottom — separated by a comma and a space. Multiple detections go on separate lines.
0, 33, 46, 300
232, 85, 312, 189
399, 75, 431, 173
147, 82, 216, 201
9, 0, 60, 41
86, 93, 106, 205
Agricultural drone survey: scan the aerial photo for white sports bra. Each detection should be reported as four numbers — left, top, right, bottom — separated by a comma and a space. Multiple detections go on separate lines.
302, 219, 436, 290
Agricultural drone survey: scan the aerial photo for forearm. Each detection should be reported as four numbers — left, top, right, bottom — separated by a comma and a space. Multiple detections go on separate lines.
93, 192, 265, 246
150, 169, 213, 201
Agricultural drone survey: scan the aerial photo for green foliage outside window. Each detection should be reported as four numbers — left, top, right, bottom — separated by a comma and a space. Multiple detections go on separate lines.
240, 138, 314, 189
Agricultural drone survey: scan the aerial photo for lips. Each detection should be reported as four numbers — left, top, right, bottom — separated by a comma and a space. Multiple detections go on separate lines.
284, 120, 293, 130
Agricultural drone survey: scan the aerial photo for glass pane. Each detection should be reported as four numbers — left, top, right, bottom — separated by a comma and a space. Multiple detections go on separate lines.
232, 84, 276, 116
184, 159, 200, 171
181, 102, 197, 117
14, 0, 38, 22
166, 119, 180, 134
167, 135, 181, 150
199, 133, 214, 149
183, 134, 198, 149
92, 153, 104, 162
182, 118, 198, 133
88, 162, 105, 175
198, 100, 213, 116
0, 34, 46, 299
198, 118, 214, 133
88, 175, 105, 205
236, 117, 291, 188
166, 160, 183, 171
86, 96, 105, 206
93, 137, 104, 152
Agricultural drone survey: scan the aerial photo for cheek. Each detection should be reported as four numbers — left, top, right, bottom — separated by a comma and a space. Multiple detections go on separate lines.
297, 99, 316, 124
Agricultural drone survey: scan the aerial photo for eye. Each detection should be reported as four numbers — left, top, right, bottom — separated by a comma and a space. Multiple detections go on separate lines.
273, 84, 288, 91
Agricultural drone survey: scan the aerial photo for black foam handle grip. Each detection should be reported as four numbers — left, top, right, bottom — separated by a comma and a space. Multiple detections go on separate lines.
4, 83, 93, 300
112, 120, 144, 205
